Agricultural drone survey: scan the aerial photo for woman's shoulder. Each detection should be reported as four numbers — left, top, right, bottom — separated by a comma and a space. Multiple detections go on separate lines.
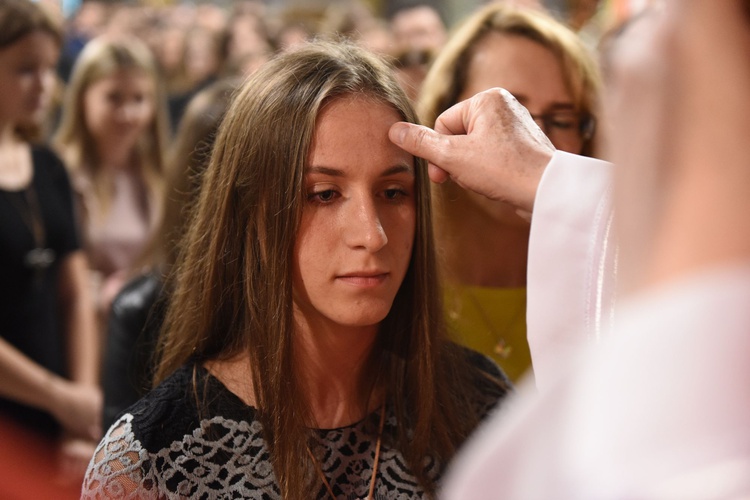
118, 364, 200, 449
454, 344, 513, 418
462, 345, 508, 380
30, 145, 69, 183
30, 144, 64, 166
86, 364, 270, 498
117, 363, 260, 452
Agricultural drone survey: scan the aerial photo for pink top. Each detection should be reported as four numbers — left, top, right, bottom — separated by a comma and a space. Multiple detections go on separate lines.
70, 168, 158, 302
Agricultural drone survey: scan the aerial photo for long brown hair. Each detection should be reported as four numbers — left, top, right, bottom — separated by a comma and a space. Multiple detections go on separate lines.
141, 77, 241, 278
155, 41, 499, 498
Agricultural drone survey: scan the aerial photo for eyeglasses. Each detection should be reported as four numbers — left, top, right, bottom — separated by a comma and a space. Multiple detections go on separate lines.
530, 111, 596, 145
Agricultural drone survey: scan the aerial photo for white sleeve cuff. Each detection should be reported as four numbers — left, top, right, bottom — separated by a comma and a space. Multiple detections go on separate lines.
527, 151, 616, 392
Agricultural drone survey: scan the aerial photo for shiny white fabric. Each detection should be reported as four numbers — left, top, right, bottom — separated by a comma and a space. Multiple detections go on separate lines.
527, 151, 617, 392
443, 152, 750, 499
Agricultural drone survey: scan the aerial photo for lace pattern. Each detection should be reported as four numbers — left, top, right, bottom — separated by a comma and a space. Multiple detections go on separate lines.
83, 412, 433, 499
83, 414, 151, 499
82, 355, 506, 499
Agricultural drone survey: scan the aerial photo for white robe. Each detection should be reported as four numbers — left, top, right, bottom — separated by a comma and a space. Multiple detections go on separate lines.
442, 151, 750, 499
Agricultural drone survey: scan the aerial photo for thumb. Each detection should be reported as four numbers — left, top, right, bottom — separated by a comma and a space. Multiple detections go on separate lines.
389, 122, 453, 183
389, 122, 449, 165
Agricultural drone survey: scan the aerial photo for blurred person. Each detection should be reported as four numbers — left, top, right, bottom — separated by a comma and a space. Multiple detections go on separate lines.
102, 77, 240, 429
318, 0, 378, 41
57, 0, 107, 82
417, 2, 601, 383
167, 25, 227, 131
388, 2, 447, 56
223, 12, 274, 77
183, 27, 225, 85
194, 3, 229, 34
269, 5, 326, 52
53, 35, 168, 322
357, 18, 395, 56
0, 0, 100, 486
147, 16, 188, 97
83, 41, 509, 499
99, 4, 149, 39
391, 0, 750, 496
393, 48, 431, 104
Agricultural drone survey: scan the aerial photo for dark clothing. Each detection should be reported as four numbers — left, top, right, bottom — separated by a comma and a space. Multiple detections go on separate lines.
0, 146, 80, 434
84, 349, 510, 498
102, 272, 167, 429
167, 76, 218, 133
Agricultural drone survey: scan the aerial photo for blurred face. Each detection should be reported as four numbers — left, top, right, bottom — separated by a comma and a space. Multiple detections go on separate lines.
0, 31, 59, 128
293, 96, 416, 332
391, 6, 447, 54
184, 31, 220, 83
83, 68, 155, 151
461, 32, 586, 155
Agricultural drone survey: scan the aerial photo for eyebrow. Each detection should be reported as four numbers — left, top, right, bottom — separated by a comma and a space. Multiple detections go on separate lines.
512, 93, 577, 112
544, 103, 578, 112
306, 164, 414, 177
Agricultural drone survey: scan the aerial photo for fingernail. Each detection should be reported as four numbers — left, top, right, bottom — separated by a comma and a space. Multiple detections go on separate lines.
390, 122, 407, 145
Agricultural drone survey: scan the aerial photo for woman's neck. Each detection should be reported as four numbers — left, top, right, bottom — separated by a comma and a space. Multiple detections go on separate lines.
0, 127, 32, 189
205, 320, 382, 429
436, 193, 530, 288
294, 318, 381, 428
95, 141, 137, 172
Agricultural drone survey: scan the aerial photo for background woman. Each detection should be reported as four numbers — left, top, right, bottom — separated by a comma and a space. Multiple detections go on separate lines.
54, 35, 168, 319
418, 3, 602, 382
102, 77, 240, 429
0, 0, 100, 485
84, 41, 508, 499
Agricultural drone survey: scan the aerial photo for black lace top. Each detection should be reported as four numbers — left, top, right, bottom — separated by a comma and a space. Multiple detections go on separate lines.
83, 350, 508, 499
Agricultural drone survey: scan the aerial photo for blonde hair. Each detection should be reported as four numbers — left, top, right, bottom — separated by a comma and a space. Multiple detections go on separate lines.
156, 40, 504, 498
53, 35, 168, 212
419, 3, 601, 156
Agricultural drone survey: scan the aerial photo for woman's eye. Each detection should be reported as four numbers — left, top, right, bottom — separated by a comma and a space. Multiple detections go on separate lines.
308, 189, 338, 204
550, 120, 575, 130
384, 188, 407, 200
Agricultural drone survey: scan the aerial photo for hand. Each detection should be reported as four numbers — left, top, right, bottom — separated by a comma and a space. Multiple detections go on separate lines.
48, 378, 102, 441
389, 88, 554, 214
100, 269, 128, 314
57, 433, 98, 485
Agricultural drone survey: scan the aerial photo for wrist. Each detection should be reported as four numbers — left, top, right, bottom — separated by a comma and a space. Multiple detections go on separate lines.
42, 373, 66, 418
511, 148, 553, 214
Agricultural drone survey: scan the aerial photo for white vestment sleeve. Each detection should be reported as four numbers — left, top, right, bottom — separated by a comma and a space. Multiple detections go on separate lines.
441, 149, 750, 499
526, 151, 616, 392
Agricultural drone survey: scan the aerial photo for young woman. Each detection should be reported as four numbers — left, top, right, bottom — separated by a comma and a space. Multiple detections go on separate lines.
0, 0, 100, 479
83, 41, 509, 499
417, 3, 602, 382
53, 35, 168, 318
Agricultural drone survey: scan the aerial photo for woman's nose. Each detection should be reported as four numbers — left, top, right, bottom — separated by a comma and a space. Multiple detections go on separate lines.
345, 197, 388, 252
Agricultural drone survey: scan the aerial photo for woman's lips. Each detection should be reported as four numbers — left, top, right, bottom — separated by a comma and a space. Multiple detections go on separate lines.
337, 272, 389, 287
